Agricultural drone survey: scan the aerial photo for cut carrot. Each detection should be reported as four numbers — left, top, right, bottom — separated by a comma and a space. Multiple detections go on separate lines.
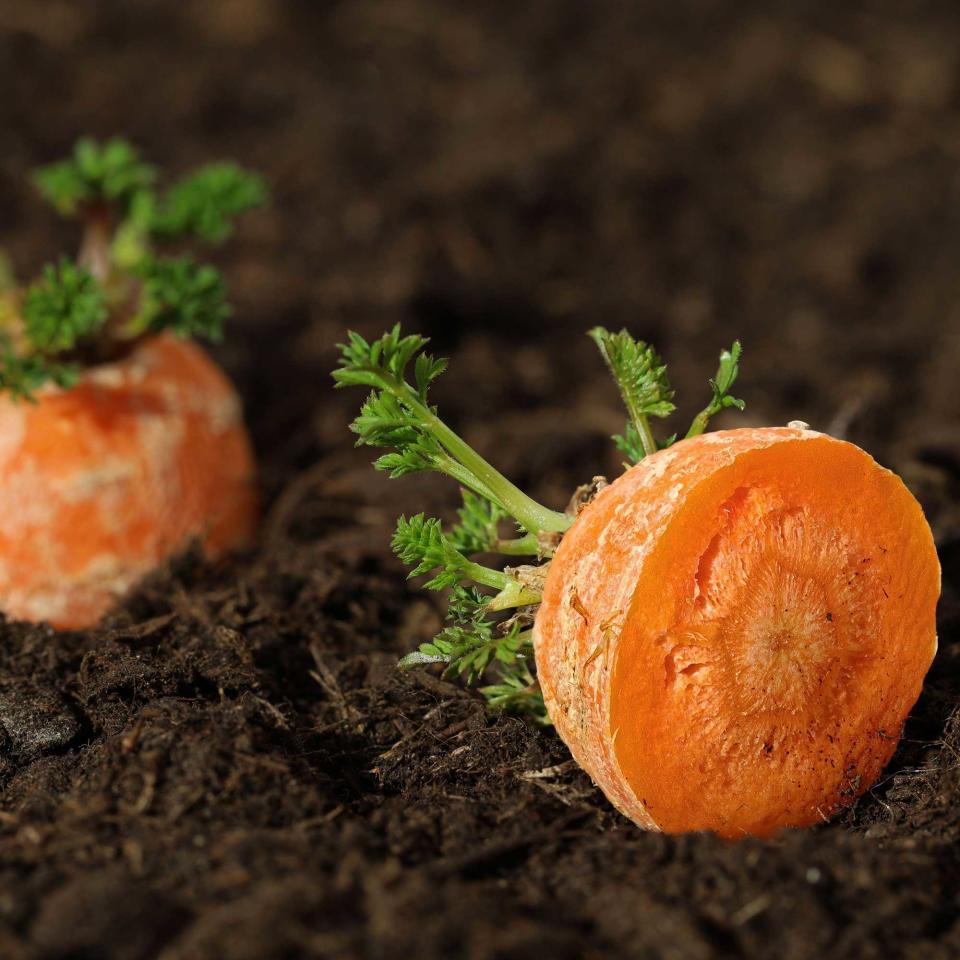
337, 326, 941, 837
0, 334, 256, 629
534, 426, 940, 838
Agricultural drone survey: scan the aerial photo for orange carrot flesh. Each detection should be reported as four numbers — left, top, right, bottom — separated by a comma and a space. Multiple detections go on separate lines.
535, 427, 939, 838
0, 334, 256, 629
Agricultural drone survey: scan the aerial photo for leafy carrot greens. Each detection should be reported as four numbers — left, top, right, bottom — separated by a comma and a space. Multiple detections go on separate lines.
1, 137, 266, 401
336, 325, 747, 722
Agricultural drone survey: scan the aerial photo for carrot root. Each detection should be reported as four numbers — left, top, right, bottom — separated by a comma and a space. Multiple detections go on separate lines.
0, 334, 256, 629
534, 427, 939, 838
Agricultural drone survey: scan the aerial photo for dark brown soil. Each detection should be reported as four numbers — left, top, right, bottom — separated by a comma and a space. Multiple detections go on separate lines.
0, 2, 958, 958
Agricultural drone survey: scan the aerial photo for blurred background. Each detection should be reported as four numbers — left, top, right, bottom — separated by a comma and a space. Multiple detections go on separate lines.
0, 5, 958, 959
1, 2, 958, 536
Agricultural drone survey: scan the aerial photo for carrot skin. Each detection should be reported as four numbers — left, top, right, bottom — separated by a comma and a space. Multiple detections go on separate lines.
0, 334, 256, 629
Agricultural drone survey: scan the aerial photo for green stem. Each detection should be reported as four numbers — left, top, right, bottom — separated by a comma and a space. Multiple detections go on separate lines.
635, 415, 658, 457
487, 580, 541, 611
491, 534, 541, 556
463, 560, 516, 592
436, 455, 506, 510
685, 405, 716, 439
393, 378, 569, 534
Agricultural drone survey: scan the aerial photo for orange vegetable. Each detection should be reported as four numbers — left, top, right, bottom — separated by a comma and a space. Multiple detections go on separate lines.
534, 426, 940, 838
0, 334, 256, 629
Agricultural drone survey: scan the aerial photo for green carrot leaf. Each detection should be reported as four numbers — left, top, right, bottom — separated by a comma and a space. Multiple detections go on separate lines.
0, 334, 79, 403
589, 327, 675, 463
134, 257, 230, 341
33, 137, 156, 217
22, 259, 108, 353
449, 489, 507, 555
399, 583, 536, 687
392, 514, 478, 591
686, 341, 745, 438
152, 163, 267, 244
480, 666, 550, 724
333, 325, 433, 393
335, 325, 569, 535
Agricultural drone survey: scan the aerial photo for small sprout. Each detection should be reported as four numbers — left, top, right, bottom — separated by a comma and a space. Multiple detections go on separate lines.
1, 138, 264, 402
33, 137, 156, 217
0, 335, 78, 402
134, 257, 230, 341
480, 666, 550, 724
334, 326, 569, 535
686, 341, 745, 438
591, 329, 746, 461
338, 324, 750, 727
392, 514, 534, 597
399, 583, 539, 715
22, 259, 107, 353
393, 514, 484, 591
151, 163, 268, 244
449, 489, 508, 555
589, 327, 675, 462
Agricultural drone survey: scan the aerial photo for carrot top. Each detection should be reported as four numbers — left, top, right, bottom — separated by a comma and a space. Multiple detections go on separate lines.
335, 326, 745, 721
0, 137, 266, 400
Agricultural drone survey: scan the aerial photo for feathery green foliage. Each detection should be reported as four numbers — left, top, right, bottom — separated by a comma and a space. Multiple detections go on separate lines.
33, 137, 156, 217
134, 257, 229, 341
480, 667, 549, 724
0, 336, 78, 402
152, 163, 268, 243
1, 138, 264, 401
22, 260, 108, 353
393, 515, 488, 591
686, 341, 745, 438
334, 326, 569, 535
590, 328, 745, 463
336, 329, 562, 721
448, 490, 507, 554
589, 327, 675, 462
398, 584, 546, 721
340, 324, 747, 727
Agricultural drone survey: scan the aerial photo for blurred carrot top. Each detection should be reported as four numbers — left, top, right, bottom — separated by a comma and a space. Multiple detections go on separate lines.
0, 137, 266, 401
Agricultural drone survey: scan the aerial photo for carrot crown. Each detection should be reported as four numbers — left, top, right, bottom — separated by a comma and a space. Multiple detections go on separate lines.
0, 137, 266, 401
335, 326, 745, 722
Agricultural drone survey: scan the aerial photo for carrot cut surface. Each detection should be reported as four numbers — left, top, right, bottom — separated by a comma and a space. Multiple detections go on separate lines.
0, 335, 256, 629
534, 427, 939, 838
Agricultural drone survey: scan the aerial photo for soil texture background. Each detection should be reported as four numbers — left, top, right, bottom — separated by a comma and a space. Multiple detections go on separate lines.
0, 2, 958, 958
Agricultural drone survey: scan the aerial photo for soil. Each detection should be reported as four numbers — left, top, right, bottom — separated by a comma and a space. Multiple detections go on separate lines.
0, 2, 958, 958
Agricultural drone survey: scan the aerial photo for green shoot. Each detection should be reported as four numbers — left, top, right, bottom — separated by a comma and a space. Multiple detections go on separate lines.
449, 489, 542, 557
590, 329, 745, 462
392, 514, 539, 603
22, 260, 107, 353
133, 258, 229, 341
343, 324, 746, 727
685, 341, 745, 438
334, 326, 569, 535
399, 584, 544, 720
1, 138, 264, 402
588, 328, 675, 461
0, 336, 78, 402
151, 163, 268, 244
449, 489, 507, 554
480, 666, 549, 725
334, 330, 562, 720
33, 137, 156, 217
399, 587, 529, 680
